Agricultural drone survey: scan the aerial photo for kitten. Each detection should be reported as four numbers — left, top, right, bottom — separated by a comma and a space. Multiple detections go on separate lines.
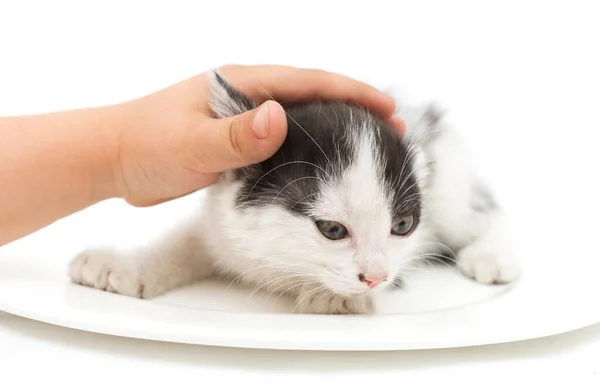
69, 70, 520, 314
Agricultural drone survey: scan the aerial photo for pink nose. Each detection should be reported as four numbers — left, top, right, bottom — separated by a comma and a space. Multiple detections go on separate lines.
358, 272, 389, 288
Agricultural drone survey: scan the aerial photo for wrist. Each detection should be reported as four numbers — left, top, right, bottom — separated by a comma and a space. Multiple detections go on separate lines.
93, 102, 133, 202
96, 95, 164, 203
59, 105, 124, 204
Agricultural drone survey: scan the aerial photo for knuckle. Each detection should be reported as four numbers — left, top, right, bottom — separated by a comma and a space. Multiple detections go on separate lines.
227, 118, 245, 156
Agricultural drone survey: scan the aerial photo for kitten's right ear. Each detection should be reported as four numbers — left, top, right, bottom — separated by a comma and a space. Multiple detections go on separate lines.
208, 70, 258, 119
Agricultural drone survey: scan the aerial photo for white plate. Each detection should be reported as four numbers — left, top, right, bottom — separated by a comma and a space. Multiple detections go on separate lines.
1, 166, 600, 351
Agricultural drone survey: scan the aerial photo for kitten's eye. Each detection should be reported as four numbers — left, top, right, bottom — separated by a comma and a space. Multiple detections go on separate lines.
391, 215, 415, 236
315, 220, 348, 240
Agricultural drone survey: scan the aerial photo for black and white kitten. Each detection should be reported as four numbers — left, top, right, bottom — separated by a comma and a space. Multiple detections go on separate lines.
69, 70, 520, 314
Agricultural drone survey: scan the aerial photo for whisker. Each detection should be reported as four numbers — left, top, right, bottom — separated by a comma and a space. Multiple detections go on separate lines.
271, 176, 323, 204
292, 285, 328, 313
270, 278, 322, 302
224, 260, 322, 290
241, 161, 331, 204
251, 272, 319, 298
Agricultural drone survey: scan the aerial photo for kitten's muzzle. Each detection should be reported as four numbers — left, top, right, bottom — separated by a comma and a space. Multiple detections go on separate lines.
358, 272, 388, 288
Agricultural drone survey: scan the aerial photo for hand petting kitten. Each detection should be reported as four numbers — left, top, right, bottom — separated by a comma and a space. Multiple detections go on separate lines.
104, 64, 406, 208
0, 64, 402, 245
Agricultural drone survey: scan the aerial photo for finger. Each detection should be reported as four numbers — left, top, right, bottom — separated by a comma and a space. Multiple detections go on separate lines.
218, 64, 397, 120
387, 115, 406, 136
126, 190, 200, 208
195, 100, 288, 172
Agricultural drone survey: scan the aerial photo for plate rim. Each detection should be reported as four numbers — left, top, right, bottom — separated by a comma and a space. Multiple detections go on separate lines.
1, 273, 599, 351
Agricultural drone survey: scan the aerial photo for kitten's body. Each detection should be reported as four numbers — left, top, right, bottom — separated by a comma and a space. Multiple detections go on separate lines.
70, 70, 520, 314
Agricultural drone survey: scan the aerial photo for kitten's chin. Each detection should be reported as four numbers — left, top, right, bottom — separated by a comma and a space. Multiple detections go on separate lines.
323, 284, 372, 298
324, 275, 397, 298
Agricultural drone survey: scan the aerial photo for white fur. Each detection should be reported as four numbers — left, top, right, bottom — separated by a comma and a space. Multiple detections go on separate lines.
69, 81, 521, 315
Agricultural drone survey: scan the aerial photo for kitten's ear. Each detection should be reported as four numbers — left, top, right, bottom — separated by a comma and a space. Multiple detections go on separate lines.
208, 69, 258, 118
423, 103, 445, 126
401, 102, 447, 148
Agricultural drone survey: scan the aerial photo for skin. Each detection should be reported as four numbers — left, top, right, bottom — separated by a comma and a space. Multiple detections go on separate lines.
0, 64, 405, 246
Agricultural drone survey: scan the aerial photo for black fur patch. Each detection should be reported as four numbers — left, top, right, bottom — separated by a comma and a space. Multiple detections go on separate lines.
235, 101, 358, 216
211, 72, 422, 223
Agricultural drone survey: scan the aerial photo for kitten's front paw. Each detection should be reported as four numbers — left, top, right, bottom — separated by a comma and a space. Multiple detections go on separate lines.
457, 242, 521, 285
294, 289, 374, 315
69, 249, 156, 299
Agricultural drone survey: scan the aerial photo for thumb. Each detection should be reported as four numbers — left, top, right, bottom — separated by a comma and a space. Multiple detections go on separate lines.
200, 100, 288, 172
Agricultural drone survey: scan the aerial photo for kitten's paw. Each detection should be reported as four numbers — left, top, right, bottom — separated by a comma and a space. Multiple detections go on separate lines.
294, 290, 374, 315
69, 249, 157, 299
457, 242, 521, 285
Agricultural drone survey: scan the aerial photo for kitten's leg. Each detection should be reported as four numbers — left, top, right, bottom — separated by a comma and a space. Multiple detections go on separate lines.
410, 109, 521, 285
292, 285, 374, 315
451, 209, 520, 284
69, 220, 214, 299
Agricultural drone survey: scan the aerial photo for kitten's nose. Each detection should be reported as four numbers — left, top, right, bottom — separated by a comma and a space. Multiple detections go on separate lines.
358, 272, 389, 288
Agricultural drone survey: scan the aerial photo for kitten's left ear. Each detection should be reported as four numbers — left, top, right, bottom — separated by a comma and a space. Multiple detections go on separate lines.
203, 69, 287, 177
209, 70, 258, 119
423, 103, 445, 126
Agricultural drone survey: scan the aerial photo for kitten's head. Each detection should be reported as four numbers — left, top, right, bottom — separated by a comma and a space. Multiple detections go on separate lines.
209, 70, 426, 297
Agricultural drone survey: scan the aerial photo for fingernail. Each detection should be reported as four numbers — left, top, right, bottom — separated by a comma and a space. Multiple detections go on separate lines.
252, 102, 270, 139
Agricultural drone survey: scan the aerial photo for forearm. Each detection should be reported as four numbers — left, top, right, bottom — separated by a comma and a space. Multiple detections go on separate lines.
0, 106, 120, 245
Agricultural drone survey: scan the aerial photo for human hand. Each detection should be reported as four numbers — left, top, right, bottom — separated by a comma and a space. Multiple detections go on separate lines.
101, 64, 405, 207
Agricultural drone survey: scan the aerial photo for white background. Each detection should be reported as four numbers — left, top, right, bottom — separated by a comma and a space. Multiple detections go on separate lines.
1, 0, 599, 384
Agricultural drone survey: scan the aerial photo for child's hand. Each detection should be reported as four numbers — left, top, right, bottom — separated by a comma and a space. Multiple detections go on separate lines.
103, 64, 405, 207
